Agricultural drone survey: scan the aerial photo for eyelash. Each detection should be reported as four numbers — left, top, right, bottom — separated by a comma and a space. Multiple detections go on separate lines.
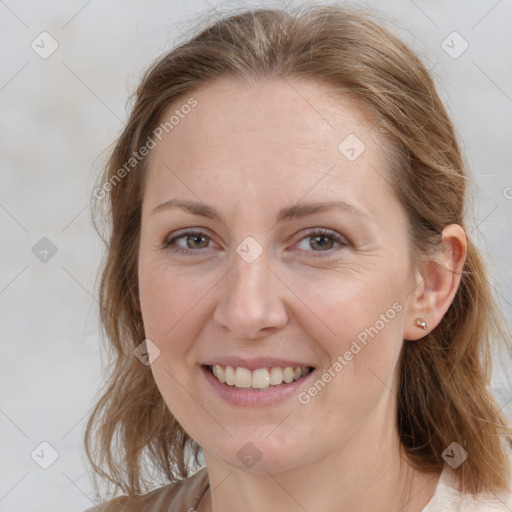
161, 228, 349, 258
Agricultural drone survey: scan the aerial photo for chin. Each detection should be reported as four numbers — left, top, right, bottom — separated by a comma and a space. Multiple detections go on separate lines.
205, 432, 312, 474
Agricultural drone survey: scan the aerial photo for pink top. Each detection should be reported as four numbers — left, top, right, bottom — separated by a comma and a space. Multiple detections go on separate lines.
421, 464, 512, 511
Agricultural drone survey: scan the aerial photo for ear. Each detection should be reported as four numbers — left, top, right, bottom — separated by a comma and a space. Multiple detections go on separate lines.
403, 224, 467, 341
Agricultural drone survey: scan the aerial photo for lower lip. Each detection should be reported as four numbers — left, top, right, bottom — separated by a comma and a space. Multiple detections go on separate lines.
200, 365, 316, 407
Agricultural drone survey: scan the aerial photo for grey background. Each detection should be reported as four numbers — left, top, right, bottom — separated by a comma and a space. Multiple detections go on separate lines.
1, 0, 511, 510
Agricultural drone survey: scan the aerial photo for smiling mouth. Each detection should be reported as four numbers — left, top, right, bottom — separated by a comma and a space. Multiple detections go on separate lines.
205, 364, 314, 390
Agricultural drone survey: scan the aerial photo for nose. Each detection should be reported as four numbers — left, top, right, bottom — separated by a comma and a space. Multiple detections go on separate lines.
213, 249, 288, 340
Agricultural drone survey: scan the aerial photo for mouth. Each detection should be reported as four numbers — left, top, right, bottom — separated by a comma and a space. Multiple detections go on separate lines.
204, 364, 314, 390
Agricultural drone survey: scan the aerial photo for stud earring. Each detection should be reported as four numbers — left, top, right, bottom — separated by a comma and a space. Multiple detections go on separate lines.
415, 318, 428, 331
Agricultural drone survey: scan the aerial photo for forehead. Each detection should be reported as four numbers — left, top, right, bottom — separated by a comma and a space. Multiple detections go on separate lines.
142, 78, 395, 214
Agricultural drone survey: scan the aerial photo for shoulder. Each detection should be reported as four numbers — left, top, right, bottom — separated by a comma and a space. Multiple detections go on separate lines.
82, 467, 209, 512
422, 464, 512, 512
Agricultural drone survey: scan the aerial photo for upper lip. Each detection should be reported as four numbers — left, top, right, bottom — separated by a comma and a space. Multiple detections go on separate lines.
201, 356, 315, 371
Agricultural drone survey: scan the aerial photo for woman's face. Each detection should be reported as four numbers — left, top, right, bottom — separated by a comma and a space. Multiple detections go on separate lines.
138, 78, 417, 472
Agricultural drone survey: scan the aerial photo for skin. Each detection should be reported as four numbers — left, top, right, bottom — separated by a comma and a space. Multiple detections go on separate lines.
137, 77, 467, 512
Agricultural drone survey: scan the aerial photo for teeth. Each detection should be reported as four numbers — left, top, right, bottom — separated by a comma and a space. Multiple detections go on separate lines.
216, 365, 226, 383
210, 365, 311, 389
225, 365, 235, 385
252, 368, 270, 389
234, 367, 252, 387
269, 367, 283, 385
283, 367, 294, 383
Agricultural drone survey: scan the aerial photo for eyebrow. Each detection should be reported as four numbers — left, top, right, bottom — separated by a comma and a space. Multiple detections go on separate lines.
150, 199, 369, 223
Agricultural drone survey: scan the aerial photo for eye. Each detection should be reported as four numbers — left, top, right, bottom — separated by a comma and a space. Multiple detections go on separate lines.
293, 228, 348, 257
162, 228, 215, 254
162, 228, 349, 257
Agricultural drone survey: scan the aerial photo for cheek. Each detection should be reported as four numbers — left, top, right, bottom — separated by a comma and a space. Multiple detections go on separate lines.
290, 266, 407, 351
294, 283, 406, 434
138, 261, 212, 426
139, 260, 212, 344
289, 265, 408, 414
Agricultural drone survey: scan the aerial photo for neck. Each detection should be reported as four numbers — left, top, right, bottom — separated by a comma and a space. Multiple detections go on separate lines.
199, 410, 440, 512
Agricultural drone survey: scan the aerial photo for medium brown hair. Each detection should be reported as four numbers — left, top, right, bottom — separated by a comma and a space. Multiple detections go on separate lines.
85, 3, 512, 500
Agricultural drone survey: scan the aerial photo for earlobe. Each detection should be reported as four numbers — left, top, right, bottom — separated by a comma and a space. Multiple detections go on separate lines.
403, 224, 467, 341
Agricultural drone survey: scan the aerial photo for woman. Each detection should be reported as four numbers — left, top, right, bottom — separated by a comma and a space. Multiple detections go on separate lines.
84, 4, 512, 511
